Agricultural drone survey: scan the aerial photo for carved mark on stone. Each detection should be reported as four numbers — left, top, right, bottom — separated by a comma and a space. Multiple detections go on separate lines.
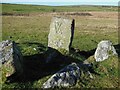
55, 39, 64, 48
55, 21, 62, 34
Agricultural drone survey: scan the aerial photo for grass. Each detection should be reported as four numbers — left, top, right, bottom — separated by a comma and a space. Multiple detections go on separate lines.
84, 56, 118, 88
1, 3, 120, 89
2, 3, 118, 14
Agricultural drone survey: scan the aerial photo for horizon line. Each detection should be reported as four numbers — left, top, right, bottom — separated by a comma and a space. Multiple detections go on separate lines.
1, 2, 118, 6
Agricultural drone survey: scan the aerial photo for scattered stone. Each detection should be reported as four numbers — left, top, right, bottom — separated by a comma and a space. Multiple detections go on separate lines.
0, 40, 23, 78
42, 63, 81, 88
33, 48, 36, 51
74, 48, 80, 53
83, 60, 92, 67
48, 16, 75, 52
94, 40, 117, 62
87, 71, 93, 79
8, 36, 12, 39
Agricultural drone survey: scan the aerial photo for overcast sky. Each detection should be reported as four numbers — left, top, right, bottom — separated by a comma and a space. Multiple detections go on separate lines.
1, 0, 119, 6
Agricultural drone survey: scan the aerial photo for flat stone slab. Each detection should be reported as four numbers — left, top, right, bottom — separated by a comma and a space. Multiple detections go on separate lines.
0, 40, 23, 78
48, 17, 74, 52
94, 40, 117, 62
42, 63, 81, 88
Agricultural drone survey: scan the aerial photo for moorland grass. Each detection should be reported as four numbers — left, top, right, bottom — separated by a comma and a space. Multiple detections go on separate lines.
1, 3, 119, 89
2, 3, 118, 14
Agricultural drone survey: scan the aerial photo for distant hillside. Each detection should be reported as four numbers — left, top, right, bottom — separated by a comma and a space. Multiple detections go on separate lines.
2, 3, 118, 14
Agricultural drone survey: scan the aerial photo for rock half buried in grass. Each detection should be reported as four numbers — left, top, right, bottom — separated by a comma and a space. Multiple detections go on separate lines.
48, 16, 75, 52
94, 40, 117, 62
42, 63, 81, 88
0, 40, 23, 79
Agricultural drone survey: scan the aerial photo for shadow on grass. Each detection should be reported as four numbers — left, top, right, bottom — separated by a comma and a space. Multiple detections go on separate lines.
114, 44, 120, 58
71, 47, 96, 59
71, 44, 120, 59
6, 43, 120, 84
22, 48, 84, 82
6, 43, 83, 84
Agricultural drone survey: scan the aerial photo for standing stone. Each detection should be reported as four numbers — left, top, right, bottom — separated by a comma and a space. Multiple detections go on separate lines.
94, 40, 117, 62
48, 17, 75, 52
0, 40, 23, 78
42, 63, 81, 88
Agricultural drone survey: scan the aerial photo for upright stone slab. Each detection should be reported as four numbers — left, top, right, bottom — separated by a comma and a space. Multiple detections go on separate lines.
48, 17, 74, 52
0, 40, 23, 79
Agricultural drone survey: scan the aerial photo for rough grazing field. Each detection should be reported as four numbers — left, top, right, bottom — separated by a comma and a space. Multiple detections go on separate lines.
1, 4, 119, 89
2, 12, 118, 54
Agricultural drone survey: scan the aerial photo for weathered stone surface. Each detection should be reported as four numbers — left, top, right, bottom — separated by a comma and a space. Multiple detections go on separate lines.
48, 17, 74, 51
0, 40, 23, 77
94, 40, 117, 62
42, 63, 81, 88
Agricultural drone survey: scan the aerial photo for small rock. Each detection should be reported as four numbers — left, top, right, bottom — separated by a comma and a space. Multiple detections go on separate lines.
87, 71, 93, 79
94, 40, 117, 62
8, 36, 12, 39
33, 48, 36, 51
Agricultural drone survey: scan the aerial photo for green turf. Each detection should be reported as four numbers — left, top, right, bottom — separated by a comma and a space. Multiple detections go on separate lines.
1, 3, 119, 89
2, 3, 118, 14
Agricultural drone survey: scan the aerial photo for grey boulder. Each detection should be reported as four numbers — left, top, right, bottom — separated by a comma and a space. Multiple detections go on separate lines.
42, 63, 81, 88
0, 40, 23, 78
94, 40, 117, 62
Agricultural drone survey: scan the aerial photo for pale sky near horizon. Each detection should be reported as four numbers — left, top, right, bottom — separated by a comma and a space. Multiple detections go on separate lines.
2, 0, 119, 2
1, 0, 120, 6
